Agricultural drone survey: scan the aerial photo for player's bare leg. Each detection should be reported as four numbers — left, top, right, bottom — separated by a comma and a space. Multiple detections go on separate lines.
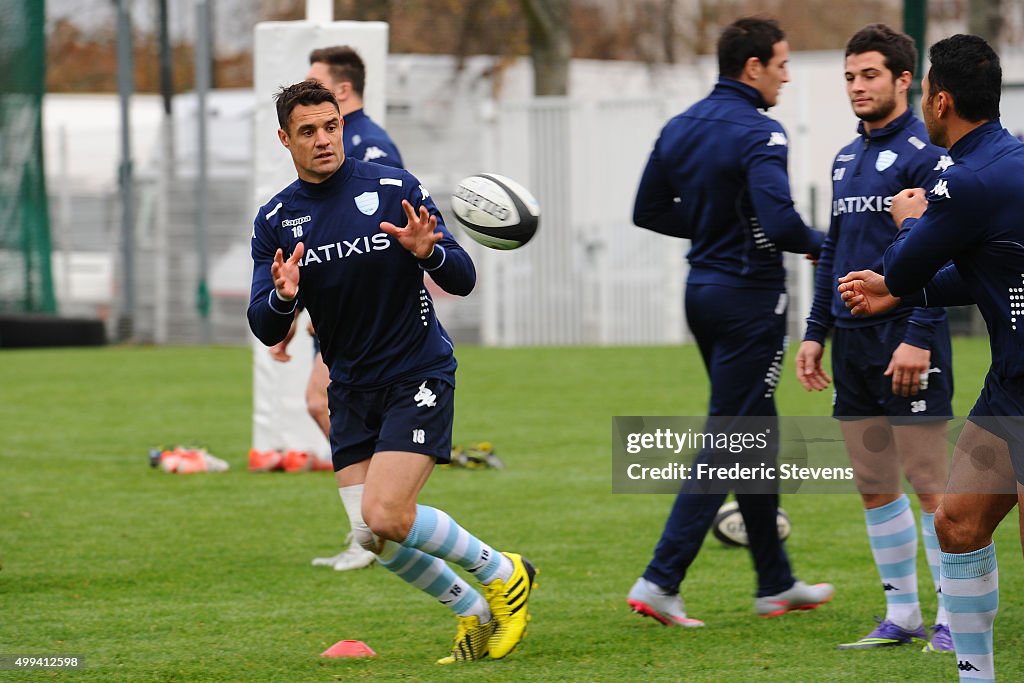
893, 421, 952, 651
306, 352, 331, 437
935, 421, 1018, 680
837, 418, 927, 648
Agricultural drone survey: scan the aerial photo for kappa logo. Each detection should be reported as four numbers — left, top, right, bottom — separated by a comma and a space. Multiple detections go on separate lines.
354, 192, 379, 215
767, 131, 788, 147
882, 583, 898, 591
958, 661, 981, 673
919, 367, 942, 390
414, 381, 437, 408
875, 150, 898, 172
934, 155, 954, 171
420, 185, 430, 200
362, 146, 388, 162
931, 179, 951, 198
282, 215, 311, 238
281, 215, 311, 228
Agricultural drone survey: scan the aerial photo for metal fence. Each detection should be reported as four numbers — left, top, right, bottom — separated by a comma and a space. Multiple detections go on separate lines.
475, 96, 688, 346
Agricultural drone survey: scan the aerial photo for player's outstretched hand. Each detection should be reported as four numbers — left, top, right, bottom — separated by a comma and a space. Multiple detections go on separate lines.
885, 342, 930, 397
380, 199, 443, 260
890, 188, 927, 229
795, 340, 832, 392
837, 270, 900, 317
272, 242, 304, 302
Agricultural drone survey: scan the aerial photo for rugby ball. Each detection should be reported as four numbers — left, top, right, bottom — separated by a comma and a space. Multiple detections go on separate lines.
450, 173, 540, 250
711, 501, 792, 548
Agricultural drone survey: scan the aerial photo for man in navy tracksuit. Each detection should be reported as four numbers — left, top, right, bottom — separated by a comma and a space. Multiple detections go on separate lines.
627, 18, 833, 627
839, 35, 1024, 682
248, 80, 536, 664
795, 25, 955, 652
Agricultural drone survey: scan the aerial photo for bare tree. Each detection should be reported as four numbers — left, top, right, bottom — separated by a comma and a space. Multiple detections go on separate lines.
520, 0, 570, 95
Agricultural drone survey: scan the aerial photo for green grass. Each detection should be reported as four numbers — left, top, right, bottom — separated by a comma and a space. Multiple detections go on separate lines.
0, 338, 1020, 682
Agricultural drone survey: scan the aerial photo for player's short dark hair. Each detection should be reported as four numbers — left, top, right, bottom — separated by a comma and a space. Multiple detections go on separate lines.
274, 79, 340, 130
309, 45, 366, 96
718, 17, 785, 79
846, 23, 917, 77
927, 34, 1001, 122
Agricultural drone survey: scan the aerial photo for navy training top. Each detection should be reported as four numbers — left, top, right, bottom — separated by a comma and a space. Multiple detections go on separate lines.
805, 109, 950, 348
633, 78, 824, 290
248, 157, 475, 389
884, 120, 1024, 381
344, 108, 404, 169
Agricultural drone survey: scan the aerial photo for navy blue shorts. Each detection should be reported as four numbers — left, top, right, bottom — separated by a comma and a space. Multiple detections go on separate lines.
831, 318, 953, 423
969, 371, 1024, 484
327, 375, 455, 471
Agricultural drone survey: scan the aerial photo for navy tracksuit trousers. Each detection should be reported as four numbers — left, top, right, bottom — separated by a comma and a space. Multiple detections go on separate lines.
643, 284, 795, 597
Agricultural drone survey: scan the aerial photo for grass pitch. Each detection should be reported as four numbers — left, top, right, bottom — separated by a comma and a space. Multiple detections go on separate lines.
1, 339, 1020, 681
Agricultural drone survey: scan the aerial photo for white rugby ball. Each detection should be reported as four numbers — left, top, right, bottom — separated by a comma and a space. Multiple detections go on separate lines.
450, 173, 541, 250
711, 501, 792, 548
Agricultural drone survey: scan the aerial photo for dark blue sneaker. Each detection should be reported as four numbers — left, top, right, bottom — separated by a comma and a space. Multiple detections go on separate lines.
922, 623, 955, 653
837, 617, 927, 649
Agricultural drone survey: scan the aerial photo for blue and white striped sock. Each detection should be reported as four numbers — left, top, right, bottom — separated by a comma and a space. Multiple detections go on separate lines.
865, 494, 922, 630
403, 505, 513, 584
921, 510, 949, 625
377, 540, 489, 620
942, 543, 998, 682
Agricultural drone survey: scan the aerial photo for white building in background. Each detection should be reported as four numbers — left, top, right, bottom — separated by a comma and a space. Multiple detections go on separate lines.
42, 51, 1024, 345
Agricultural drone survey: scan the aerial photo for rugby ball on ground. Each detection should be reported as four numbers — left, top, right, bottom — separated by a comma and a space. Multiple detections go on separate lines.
450, 173, 541, 250
711, 501, 792, 548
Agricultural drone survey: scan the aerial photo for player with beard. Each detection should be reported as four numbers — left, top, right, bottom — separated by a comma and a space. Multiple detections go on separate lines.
796, 24, 955, 652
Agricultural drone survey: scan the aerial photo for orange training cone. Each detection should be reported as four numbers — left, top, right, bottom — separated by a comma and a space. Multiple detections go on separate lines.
321, 640, 377, 658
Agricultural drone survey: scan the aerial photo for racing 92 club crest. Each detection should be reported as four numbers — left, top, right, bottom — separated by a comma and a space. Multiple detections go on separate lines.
875, 150, 898, 172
